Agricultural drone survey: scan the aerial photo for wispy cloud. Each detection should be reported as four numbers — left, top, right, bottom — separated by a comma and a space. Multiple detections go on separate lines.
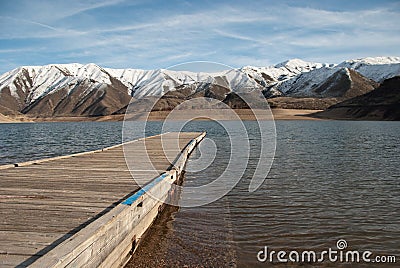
0, 0, 399, 73
0, 16, 86, 39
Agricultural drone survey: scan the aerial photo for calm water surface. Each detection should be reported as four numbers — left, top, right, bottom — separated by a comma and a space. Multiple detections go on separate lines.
1, 120, 399, 267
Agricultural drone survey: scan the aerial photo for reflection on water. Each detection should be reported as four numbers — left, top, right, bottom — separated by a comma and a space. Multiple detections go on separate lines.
1, 120, 399, 267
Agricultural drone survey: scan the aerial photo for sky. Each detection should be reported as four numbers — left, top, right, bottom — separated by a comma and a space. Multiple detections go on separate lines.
0, 0, 399, 73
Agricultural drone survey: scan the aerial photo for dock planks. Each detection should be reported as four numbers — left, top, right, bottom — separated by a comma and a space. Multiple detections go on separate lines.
0, 132, 202, 267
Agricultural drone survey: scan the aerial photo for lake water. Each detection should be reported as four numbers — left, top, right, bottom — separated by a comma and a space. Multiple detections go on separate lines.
1, 120, 399, 267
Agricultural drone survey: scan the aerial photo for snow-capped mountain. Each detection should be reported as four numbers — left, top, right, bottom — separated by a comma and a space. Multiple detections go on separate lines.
271, 67, 378, 98
0, 63, 130, 116
337, 56, 400, 82
241, 59, 332, 88
242, 57, 400, 97
0, 56, 398, 117
0, 63, 260, 105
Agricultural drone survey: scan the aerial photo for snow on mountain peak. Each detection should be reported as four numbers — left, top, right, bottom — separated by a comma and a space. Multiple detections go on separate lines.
338, 56, 400, 82
1, 57, 399, 107
275, 58, 312, 68
0, 63, 113, 104
240, 59, 328, 90
340, 56, 400, 66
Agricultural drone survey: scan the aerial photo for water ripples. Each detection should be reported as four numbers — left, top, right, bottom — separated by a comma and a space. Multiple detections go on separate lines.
1, 120, 399, 267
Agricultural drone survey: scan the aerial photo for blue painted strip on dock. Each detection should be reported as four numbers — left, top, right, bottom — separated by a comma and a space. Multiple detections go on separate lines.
121, 137, 201, 206
122, 173, 169, 205
188, 139, 195, 148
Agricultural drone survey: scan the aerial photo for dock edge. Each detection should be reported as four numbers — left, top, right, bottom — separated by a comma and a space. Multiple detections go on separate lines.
30, 131, 206, 268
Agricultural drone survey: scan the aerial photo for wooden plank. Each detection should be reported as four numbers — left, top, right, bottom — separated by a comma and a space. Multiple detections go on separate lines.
0, 254, 33, 267
0, 132, 202, 267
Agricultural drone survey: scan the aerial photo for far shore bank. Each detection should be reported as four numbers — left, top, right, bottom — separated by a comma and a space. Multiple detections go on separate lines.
0, 114, 33, 124
0, 109, 324, 123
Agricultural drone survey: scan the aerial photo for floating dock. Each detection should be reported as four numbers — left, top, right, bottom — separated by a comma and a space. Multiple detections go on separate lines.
0, 132, 206, 267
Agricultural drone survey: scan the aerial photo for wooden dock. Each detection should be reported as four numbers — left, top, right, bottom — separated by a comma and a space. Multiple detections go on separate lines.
0, 132, 205, 267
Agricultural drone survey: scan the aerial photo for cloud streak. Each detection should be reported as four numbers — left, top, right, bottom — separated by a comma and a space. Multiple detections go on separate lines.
0, 0, 399, 73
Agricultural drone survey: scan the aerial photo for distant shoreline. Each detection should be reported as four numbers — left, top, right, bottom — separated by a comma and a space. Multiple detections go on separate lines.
0, 109, 323, 123
0, 114, 33, 124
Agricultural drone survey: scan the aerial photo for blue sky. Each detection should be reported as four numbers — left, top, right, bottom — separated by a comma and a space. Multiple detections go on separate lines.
0, 0, 399, 73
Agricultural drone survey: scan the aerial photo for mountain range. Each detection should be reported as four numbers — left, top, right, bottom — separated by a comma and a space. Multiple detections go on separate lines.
0, 56, 399, 118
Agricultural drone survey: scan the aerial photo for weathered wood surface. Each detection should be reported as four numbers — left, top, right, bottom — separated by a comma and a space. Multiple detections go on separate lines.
0, 132, 202, 267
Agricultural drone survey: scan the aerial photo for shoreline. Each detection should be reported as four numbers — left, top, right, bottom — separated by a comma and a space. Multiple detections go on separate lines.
0, 113, 33, 124
0, 109, 323, 123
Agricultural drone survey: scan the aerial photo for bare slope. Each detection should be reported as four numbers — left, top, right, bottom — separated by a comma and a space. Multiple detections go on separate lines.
314, 76, 400, 120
